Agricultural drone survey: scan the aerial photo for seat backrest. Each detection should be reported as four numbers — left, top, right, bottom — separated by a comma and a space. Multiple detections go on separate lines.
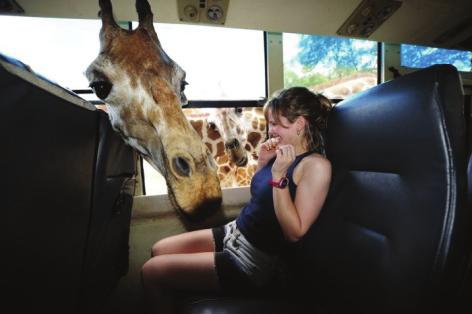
468, 154, 472, 207
1, 52, 137, 314
295, 65, 470, 314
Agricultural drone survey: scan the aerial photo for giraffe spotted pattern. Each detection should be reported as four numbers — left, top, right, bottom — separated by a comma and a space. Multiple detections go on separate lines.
185, 107, 266, 188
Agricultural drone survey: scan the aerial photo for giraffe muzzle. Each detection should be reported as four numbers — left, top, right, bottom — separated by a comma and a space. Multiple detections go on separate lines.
235, 155, 248, 167
225, 138, 248, 166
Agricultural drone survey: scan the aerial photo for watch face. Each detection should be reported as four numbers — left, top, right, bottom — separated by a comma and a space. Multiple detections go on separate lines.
279, 177, 289, 188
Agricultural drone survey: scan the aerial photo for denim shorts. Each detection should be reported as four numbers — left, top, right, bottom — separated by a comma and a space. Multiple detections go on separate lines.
213, 220, 279, 292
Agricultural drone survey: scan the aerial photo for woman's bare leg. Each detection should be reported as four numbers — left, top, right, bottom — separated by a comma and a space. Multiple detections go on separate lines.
141, 252, 219, 314
150, 228, 215, 257
142, 228, 219, 313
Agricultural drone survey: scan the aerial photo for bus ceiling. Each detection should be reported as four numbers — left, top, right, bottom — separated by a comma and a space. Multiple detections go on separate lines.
1, 0, 472, 51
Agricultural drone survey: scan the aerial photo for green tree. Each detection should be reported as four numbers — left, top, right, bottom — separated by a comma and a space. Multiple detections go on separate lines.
284, 69, 327, 88
297, 35, 376, 78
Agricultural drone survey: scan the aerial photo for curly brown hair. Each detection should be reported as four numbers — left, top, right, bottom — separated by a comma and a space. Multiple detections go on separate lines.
263, 86, 333, 153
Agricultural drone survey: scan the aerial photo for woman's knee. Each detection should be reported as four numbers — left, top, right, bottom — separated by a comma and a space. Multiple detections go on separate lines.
151, 237, 174, 257
150, 229, 215, 258
150, 240, 164, 257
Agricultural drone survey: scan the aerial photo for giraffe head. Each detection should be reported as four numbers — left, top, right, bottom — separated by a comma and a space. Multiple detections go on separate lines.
210, 108, 248, 167
85, 0, 222, 220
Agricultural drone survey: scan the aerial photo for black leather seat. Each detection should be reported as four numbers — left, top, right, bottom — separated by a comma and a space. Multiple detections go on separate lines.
178, 65, 471, 314
1, 53, 137, 314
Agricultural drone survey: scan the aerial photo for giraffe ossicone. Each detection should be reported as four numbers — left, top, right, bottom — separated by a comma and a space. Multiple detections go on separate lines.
85, 0, 222, 220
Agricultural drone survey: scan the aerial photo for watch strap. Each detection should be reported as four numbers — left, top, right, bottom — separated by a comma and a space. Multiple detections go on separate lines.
268, 176, 289, 189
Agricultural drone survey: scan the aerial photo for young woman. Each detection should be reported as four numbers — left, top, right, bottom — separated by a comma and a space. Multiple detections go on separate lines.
141, 86, 333, 313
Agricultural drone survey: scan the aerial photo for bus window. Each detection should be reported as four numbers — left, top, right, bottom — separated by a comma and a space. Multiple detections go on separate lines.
384, 43, 472, 85
0, 15, 101, 101
401, 44, 472, 72
283, 33, 378, 100
135, 22, 266, 101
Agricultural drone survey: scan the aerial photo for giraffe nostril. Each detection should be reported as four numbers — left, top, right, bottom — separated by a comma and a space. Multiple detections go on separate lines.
236, 155, 248, 167
172, 156, 191, 177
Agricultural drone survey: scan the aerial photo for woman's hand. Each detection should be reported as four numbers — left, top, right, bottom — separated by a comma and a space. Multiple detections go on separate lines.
271, 144, 296, 179
257, 137, 280, 170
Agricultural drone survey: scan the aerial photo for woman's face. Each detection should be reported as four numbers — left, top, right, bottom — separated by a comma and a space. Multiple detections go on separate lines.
267, 109, 299, 146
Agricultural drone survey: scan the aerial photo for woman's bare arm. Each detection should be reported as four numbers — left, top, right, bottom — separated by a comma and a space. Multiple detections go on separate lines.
273, 155, 331, 242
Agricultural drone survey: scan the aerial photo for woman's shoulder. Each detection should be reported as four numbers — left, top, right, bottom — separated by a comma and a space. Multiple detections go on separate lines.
294, 152, 331, 184
302, 152, 331, 170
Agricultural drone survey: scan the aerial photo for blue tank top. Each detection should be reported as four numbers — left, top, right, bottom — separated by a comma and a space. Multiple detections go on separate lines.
236, 151, 315, 254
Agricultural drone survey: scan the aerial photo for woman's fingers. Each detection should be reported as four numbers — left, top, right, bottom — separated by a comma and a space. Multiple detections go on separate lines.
264, 137, 280, 151
287, 145, 295, 160
272, 145, 294, 177
277, 145, 295, 160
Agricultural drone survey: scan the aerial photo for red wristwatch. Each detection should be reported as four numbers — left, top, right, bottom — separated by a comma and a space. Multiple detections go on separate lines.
268, 177, 289, 189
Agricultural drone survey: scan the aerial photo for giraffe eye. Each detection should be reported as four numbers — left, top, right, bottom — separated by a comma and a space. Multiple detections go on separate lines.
90, 80, 112, 100
172, 156, 191, 177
